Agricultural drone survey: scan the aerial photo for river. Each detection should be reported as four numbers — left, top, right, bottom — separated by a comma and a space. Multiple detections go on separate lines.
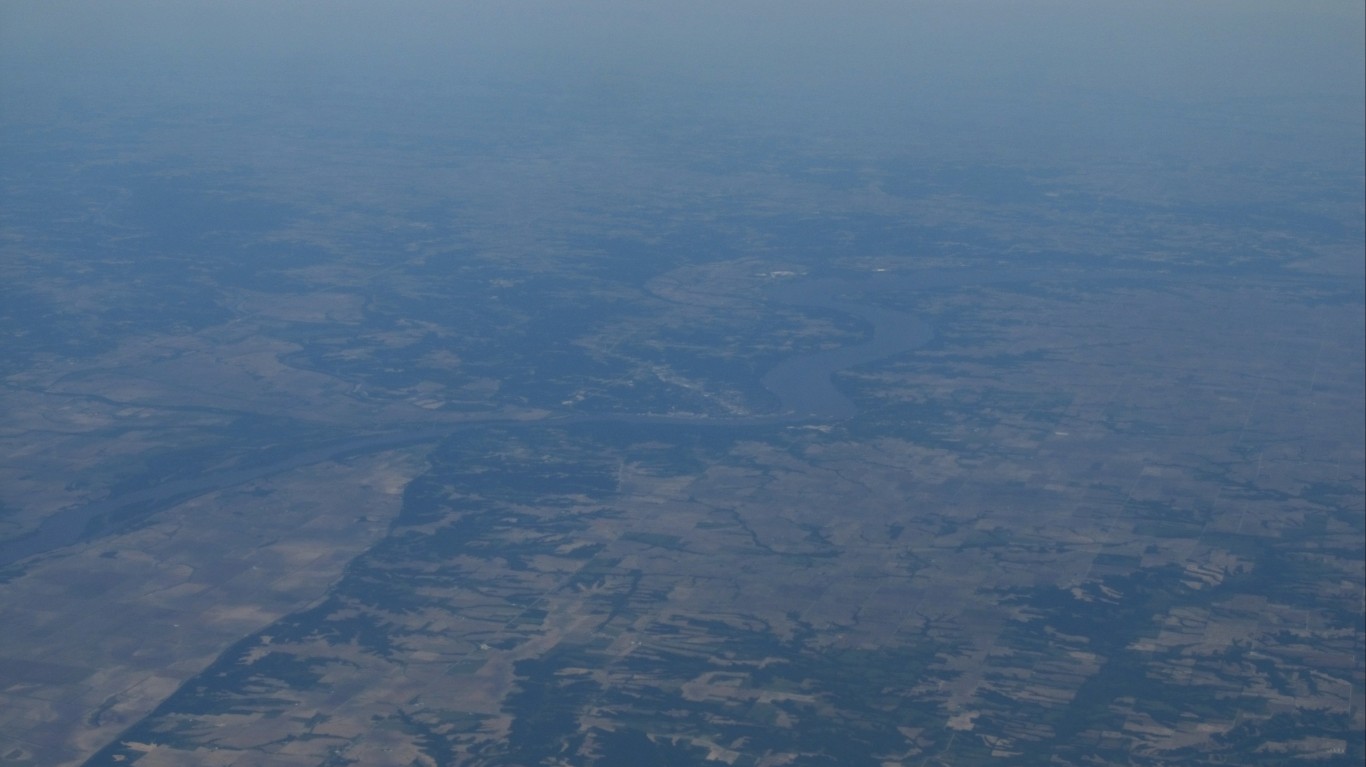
0, 272, 940, 569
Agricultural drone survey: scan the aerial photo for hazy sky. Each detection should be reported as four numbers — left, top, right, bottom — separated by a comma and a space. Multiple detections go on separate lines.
6, 1, 1361, 103
4, 2, 1363, 184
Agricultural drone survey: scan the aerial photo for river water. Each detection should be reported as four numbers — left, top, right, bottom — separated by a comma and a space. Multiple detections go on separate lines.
0, 273, 939, 569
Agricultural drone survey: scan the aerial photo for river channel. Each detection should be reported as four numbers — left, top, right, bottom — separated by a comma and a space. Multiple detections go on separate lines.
0, 273, 940, 569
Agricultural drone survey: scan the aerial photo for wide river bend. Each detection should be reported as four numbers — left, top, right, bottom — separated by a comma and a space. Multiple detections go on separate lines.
0, 273, 938, 568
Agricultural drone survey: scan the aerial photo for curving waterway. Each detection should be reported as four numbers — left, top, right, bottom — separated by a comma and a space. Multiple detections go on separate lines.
762, 277, 934, 419
0, 274, 938, 569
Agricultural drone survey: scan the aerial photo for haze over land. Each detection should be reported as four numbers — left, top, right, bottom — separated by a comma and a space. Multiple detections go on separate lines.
1, 2, 1363, 765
